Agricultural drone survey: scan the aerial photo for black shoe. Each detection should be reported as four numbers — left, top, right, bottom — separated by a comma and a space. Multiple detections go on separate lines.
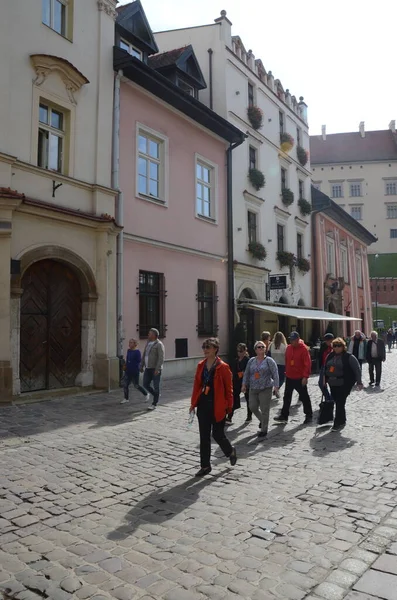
369, 381, 374, 386
274, 415, 288, 424
331, 423, 345, 432
195, 466, 212, 477
245, 416, 252, 423
375, 383, 380, 387
257, 430, 267, 438
303, 415, 313, 424
229, 448, 237, 466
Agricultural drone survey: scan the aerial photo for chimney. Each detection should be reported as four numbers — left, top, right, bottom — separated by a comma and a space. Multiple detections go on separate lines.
321, 125, 326, 141
359, 121, 365, 138
214, 10, 232, 47
389, 120, 396, 133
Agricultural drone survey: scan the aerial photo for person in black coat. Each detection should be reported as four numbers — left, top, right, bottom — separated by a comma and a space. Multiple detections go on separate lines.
366, 331, 386, 387
227, 343, 251, 424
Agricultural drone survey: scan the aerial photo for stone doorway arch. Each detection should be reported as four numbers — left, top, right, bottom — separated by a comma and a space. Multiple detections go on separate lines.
11, 246, 98, 395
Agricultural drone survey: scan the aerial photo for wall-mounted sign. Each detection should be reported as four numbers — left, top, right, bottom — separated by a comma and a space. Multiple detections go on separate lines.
269, 275, 287, 290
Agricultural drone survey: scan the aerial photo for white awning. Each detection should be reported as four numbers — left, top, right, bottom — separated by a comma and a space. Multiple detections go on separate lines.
244, 303, 361, 321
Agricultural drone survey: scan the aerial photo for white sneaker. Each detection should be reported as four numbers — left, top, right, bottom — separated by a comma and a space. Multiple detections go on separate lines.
145, 393, 151, 403
120, 399, 129, 404
147, 404, 156, 411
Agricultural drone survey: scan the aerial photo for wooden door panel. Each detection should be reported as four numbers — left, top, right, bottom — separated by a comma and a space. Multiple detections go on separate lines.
20, 314, 48, 392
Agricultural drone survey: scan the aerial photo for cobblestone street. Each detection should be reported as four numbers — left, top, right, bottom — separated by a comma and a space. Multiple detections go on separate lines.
1, 351, 397, 600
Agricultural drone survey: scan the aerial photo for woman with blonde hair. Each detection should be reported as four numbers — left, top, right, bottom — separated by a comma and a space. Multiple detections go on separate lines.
268, 331, 287, 398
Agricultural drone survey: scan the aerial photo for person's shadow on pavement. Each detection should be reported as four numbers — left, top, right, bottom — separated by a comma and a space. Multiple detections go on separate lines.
310, 428, 356, 456
107, 469, 229, 541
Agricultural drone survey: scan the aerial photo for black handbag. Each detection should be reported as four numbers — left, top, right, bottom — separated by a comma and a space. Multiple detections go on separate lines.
318, 396, 334, 425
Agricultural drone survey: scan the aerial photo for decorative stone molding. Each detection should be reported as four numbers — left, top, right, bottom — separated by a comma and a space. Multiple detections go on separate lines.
30, 54, 89, 104
97, 0, 117, 18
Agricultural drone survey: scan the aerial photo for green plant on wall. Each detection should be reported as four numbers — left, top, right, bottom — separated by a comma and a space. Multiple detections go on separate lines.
297, 146, 309, 166
247, 106, 263, 130
297, 257, 311, 273
248, 168, 266, 191
282, 188, 294, 207
248, 241, 267, 261
277, 250, 296, 268
280, 132, 294, 153
298, 197, 312, 216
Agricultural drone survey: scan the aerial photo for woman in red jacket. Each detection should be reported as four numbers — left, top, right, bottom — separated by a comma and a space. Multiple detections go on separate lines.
190, 338, 237, 477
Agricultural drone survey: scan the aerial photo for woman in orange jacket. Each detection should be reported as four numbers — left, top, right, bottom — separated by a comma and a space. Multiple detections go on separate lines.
190, 338, 237, 477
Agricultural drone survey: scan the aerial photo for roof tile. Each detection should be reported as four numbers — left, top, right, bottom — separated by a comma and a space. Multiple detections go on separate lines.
310, 130, 397, 164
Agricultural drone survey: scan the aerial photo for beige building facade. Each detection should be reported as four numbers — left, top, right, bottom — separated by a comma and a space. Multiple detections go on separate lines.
0, 0, 120, 400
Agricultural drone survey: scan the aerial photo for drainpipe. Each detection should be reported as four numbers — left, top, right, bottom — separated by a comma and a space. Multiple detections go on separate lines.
112, 70, 124, 373
208, 49, 213, 109
226, 137, 246, 363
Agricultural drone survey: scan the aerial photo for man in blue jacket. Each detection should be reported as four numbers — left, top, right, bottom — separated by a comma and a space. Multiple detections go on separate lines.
121, 339, 148, 404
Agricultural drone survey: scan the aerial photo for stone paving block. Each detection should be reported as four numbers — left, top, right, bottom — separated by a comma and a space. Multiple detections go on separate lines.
315, 582, 346, 600
354, 569, 397, 599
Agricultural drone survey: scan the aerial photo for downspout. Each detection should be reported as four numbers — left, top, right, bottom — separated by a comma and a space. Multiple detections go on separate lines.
112, 70, 124, 372
208, 49, 213, 110
226, 137, 246, 363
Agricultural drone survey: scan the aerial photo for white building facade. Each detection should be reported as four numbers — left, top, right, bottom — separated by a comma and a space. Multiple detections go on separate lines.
155, 11, 313, 347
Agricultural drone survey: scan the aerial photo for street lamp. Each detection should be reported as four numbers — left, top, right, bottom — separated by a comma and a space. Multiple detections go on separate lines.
375, 253, 379, 327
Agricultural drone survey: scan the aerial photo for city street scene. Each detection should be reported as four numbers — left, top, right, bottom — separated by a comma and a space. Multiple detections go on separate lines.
1, 0, 397, 599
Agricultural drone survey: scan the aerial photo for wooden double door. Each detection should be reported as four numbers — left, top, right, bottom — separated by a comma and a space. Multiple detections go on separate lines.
20, 260, 82, 393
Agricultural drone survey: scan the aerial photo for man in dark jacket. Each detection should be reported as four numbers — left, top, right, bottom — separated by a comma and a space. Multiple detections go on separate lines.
318, 333, 334, 402
122, 339, 148, 404
366, 331, 386, 387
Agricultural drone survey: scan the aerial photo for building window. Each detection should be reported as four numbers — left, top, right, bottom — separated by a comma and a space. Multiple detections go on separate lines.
176, 77, 196, 97
249, 146, 257, 170
340, 246, 349, 282
137, 129, 166, 201
391, 229, 397, 239
196, 160, 215, 220
298, 180, 304, 200
387, 204, 397, 219
350, 182, 362, 197
384, 285, 387, 292
297, 127, 302, 147
350, 206, 362, 220
297, 233, 303, 260
385, 181, 397, 195
197, 280, 217, 336
119, 39, 142, 60
248, 211, 257, 244
138, 271, 166, 338
281, 167, 287, 191
42, 0, 68, 37
356, 254, 362, 287
277, 224, 285, 253
326, 239, 335, 276
279, 111, 284, 134
331, 184, 343, 198
37, 102, 65, 173
248, 83, 254, 108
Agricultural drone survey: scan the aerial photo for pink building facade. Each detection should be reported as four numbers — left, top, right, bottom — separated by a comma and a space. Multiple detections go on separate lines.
115, 2, 244, 376
312, 188, 376, 338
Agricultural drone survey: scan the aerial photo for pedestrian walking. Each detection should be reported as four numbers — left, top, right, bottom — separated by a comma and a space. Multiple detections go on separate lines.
366, 331, 386, 387
140, 328, 165, 410
190, 338, 237, 477
242, 341, 279, 437
267, 331, 287, 398
227, 343, 251, 425
274, 332, 313, 425
386, 329, 393, 353
318, 333, 334, 402
347, 330, 366, 370
324, 337, 363, 431
261, 331, 272, 353
121, 338, 149, 404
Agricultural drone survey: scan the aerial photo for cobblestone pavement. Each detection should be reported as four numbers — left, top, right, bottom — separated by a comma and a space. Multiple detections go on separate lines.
1, 351, 397, 600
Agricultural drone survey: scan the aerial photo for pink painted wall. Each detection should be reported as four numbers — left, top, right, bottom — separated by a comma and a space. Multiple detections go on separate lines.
119, 82, 229, 360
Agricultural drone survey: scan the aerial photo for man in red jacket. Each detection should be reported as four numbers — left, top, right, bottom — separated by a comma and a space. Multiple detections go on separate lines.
274, 332, 313, 424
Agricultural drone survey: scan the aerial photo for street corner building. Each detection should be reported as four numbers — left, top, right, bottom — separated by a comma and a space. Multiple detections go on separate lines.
114, 2, 244, 376
0, 0, 120, 401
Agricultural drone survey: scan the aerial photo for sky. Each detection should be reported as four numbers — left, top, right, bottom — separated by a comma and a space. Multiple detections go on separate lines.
118, 0, 397, 136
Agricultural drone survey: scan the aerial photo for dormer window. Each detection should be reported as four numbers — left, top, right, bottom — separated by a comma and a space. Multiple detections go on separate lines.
176, 77, 196, 98
119, 39, 142, 60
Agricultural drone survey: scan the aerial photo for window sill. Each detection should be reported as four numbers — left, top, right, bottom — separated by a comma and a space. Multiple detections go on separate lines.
197, 332, 218, 338
196, 214, 217, 225
42, 22, 73, 43
137, 193, 167, 207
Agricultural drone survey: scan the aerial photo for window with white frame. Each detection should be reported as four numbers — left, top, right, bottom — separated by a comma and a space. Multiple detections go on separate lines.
137, 129, 166, 201
385, 180, 397, 195
350, 182, 362, 197
42, 0, 69, 37
356, 253, 363, 287
119, 39, 142, 60
391, 229, 397, 239
387, 204, 397, 219
38, 102, 66, 173
176, 77, 195, 97
340, 245, 349, 282
350, 205, 362, 220
326, 239, 335, 275
196, 159, 215, 220
331, 183, 343, 198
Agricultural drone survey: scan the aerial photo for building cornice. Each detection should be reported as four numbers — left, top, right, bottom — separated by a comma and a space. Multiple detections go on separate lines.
98, 0, 117, 19
124, 232, 226, 262
30, 54, 89, 104
243, 189, 264, 207
274, 205, 291, 219
234, 261, 271, 275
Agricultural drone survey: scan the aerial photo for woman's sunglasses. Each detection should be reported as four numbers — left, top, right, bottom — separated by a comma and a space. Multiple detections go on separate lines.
256, 345, 265, 349
333, 343, 344, 348
202, 344, 217, 350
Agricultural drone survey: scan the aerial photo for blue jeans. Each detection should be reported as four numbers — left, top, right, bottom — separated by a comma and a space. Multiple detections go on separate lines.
318, 366, 332, 402
143, 368, 162, 405
123, 373, 147, 400
277, 364, 285, 388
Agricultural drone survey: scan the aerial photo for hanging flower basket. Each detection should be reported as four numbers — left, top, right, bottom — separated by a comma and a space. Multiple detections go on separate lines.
277, 251, 296, 268
248, 241, 267, 261
297, 145, 309, 166
247, 106, 263, 130
298, 197, 312, 216
280, 132, 294, 153
248, 168, 266, 191
282, 188, 294, 207
297, 257, 311, 273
